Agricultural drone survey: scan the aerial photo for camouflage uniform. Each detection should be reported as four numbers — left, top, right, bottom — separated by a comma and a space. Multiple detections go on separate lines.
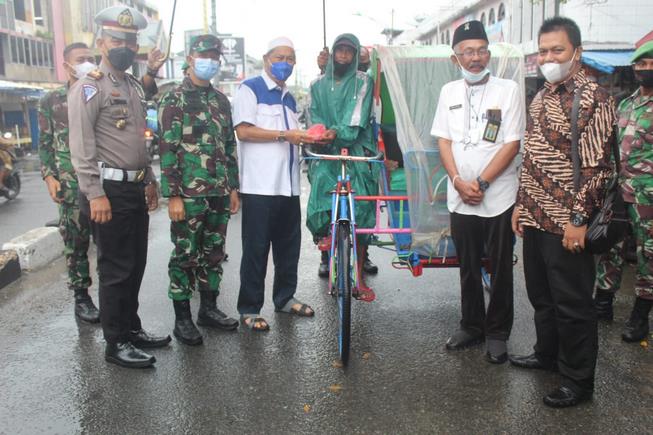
596, 89, 653, 300
38, 86, 92, 292
159, 39, 239, 301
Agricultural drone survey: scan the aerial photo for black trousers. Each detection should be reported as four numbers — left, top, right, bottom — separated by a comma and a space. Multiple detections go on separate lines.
81, 181, 148, 344
450, 207, 514, 340
523, 227, 597, 393
237, 194, 301, 314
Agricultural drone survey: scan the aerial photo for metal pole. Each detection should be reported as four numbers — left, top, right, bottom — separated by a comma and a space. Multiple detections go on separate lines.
165, 0, 178, 60
322, 0, 327, 48
211, 0, 217, 34
203, 0, 208, 33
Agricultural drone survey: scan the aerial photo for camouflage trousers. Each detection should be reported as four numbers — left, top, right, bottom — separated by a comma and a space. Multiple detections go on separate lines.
168, 196, 230, 300
596, 203, 653, 299
58, 180, 91, 291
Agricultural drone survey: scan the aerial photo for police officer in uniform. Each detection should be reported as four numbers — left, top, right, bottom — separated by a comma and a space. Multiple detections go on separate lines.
68, 5, 170, 369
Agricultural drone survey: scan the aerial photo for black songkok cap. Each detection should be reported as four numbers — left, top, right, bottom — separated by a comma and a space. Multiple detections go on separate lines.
452, 20, 488, 48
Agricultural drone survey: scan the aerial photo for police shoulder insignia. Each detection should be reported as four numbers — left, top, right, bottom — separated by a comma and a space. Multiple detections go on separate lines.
87, 70, 103, 80
82, 84, 99, 103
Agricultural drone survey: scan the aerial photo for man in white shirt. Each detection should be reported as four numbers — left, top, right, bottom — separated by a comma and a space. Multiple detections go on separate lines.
232, 37, 315, 331
431, 21, 525, 363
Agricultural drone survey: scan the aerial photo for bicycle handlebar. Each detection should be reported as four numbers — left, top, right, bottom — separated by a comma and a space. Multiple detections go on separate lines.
303, 147, 384, 162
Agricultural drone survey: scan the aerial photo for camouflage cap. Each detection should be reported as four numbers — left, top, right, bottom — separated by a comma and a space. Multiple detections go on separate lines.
95, 5, 147, 41
189, 34, 222, 55
632, 40, 653, 63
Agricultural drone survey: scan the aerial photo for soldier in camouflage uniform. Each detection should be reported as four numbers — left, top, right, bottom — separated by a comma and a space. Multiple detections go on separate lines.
159, 35, 240, 345
38, 42, 99, 323
594, 40, 653, 342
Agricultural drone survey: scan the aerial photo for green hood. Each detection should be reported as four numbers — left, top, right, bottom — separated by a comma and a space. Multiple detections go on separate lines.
325, 33, 360, 87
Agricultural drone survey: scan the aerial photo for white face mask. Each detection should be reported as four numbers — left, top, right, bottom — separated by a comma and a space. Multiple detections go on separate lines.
539, 49, 577, 84
72, 61, 96, 80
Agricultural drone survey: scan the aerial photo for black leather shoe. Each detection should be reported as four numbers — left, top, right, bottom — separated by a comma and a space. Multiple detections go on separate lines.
197, 291, 238, 331
485, 351, 508, 364
74, 296, 100, 324
129, 329, 171, 348
543, 386, 592, 408
173, 300, 203, 345
445, 330, 484, 350
508, 353, 557, 371
363, 258, 379, 275
594, 290, 614, 322
105, 342, 155, 368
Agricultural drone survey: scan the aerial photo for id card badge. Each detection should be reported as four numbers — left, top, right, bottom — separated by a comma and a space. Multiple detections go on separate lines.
483, 109, 502, 143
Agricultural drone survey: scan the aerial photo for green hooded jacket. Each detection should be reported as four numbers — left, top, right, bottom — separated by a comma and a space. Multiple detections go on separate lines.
307, 33, 379, 239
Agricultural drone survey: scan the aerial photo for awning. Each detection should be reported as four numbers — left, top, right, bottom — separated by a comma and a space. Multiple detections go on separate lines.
581, 50, 634, 74
0, 80, 45, 98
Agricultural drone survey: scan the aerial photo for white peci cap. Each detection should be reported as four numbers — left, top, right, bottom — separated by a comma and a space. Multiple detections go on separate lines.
267, 36, 294, 52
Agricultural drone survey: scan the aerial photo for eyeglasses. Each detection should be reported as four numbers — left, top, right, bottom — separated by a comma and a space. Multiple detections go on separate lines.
455, 48, 490, 59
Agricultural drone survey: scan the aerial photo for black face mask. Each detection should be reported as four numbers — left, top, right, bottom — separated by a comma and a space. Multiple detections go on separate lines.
333, 61, 350, 77
635, 69, 653, 88
108, 47, 136, 71
358, 63, 370, 72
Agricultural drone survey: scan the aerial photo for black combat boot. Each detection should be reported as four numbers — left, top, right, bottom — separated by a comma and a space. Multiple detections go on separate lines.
594, 290, 615, 322
74, 288, 100, 323
622, 297, 652, 343
173, 300, 202, 345
318, 251, 329, 278
197, 291, 238, 330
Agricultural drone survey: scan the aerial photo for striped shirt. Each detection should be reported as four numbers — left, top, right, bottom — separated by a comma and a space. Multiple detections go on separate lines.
516, 69, 616, 235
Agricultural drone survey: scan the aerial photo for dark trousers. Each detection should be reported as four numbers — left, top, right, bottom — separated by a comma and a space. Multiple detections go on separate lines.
81, 181, 149, 344
237, 194, 301, 314
450, 207, 514, 340
523, 227, 598, 393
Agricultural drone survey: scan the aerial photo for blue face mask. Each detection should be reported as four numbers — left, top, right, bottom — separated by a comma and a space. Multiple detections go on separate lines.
193, 57, 220, 81
270, 61, 293, 82
456, 57, 490, 84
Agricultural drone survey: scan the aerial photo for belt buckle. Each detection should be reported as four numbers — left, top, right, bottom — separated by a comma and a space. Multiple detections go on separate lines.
135, 169, 145, 182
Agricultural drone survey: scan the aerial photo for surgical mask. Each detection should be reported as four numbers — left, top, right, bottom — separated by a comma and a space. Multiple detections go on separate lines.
193, 58, 220, 81
539, 49, 577, 83
107, 47, 136, 71
270, 61, 293, 81
456, 57, 490, 84
634, 69, 653, 88
71, 61, 95, 80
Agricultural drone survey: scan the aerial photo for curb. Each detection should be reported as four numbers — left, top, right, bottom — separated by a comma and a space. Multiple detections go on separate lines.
2, 227, 63, 275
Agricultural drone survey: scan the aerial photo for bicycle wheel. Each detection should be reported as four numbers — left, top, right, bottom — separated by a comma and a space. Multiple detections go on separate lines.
336, 221, 352, 365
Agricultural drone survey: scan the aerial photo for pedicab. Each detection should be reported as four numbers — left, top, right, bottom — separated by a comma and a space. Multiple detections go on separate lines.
305, 43, 526, 365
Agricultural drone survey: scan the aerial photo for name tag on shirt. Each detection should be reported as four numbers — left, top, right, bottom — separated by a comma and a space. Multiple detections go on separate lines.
449, 104, 462, 110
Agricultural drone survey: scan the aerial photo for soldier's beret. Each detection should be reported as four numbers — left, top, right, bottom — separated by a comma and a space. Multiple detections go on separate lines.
452, 20, 488, 48
95, 5, 147, 41
189, 35, 222, 55
632, 40, 653, 63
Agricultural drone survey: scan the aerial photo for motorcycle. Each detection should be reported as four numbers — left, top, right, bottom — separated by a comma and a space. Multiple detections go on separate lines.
145, 128, 159, 160
0, 132, 21, 200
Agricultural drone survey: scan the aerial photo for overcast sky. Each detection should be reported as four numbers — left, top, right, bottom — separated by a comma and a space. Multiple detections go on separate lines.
156, 0, 459, 86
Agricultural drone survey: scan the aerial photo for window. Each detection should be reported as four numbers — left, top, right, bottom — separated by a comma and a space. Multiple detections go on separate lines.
10, 36, 18, 63
18, 38, 25, 64
480, 12, 486, 27
498, 3, 506, 21
37, 42, 44, 66
14, 0, 26, 21
489, 8, 496, 25
34, 0, 44, 26
30, 40, 38, 66
47, 43, 53, 68
23, 39, 31, 65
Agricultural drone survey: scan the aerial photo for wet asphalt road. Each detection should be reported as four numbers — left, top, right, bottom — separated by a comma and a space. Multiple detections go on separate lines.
0, 182, 652, 434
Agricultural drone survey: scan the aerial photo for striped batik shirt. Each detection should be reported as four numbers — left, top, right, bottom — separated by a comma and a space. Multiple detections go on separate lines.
516, 69, 616, 235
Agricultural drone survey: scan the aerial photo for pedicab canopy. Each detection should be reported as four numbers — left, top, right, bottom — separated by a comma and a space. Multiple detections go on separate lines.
372, 44, 525, 257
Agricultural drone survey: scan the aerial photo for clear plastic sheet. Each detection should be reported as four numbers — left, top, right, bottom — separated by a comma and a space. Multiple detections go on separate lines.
375, 44, 525, 256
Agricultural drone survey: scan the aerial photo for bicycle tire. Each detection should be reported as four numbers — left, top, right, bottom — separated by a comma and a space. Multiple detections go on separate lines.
336, 221, 352, 365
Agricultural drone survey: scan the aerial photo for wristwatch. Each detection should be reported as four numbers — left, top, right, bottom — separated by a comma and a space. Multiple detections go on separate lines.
277, 130, 286, 142
570, 212, 588, 227
476, 176, 490, 192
